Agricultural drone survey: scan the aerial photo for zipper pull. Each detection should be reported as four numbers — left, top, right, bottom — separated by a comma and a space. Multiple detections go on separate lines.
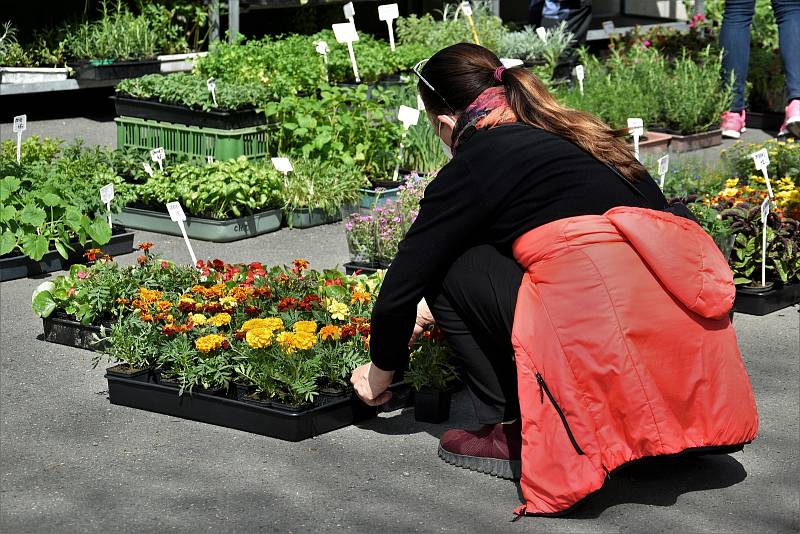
511, 504, 527, 522
536, 373, 544, 404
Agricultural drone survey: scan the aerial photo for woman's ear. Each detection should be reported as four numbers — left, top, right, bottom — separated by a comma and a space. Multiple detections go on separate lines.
436, 114, 457, 145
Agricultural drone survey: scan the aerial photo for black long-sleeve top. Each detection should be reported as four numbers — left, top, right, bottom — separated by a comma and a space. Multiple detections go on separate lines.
369, 123, 667, 371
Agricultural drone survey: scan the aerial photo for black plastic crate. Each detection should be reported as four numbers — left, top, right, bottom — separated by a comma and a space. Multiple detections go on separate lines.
733, 283, 800, 316
112, 96, 267, 130
70, 59, 161, 80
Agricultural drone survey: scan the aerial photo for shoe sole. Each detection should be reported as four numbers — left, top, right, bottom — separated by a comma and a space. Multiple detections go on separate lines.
438, 444, 521, 480
721, 129, 742, 139
787, 117, 800, 138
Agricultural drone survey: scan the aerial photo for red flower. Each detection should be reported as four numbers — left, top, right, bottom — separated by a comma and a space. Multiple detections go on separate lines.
234, 331, 246, 340
292, 258, 309, 274
196, 260, 206, 269
137, 255, 147, 266
324, 278, 343, 287
299, 294, 321, 311
137, 242, 154, 252
212, 259, 225, 271
83, 248, 102, 262
254, 286, 272, 298
249, 262, 264, 270
341, 324, 357, 339
245, 306, 260, 315
277, 297, 298, 312
77, 270, 89, 280
162, 324, 179, 336
358, 324, 371, 336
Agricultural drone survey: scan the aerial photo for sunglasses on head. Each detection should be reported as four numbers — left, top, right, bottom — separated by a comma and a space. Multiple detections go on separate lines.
412, 58, 456, 113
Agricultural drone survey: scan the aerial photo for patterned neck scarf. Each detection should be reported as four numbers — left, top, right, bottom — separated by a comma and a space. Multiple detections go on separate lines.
450, 86, 518, 155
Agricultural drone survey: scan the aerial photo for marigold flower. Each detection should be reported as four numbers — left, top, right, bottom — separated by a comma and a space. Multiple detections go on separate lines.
140, 313, 154, 322
195, 334, 227, 353
239, 317, 283, 333
351, 290, 372, 304
116, 297, 130, 305
160, 261, 170, 269
341, 324, 357, 339
275, 331, 296, 354
292, 331, 317, 350
83, 248, 102, 261
246, 328, 273, 349
293, 320, 318, 334
191, 314, 207, 325
163, 324, 179, 336
137, 255, 148, 265
137, 242, 154, 251
319, 325, 342, 341
327, 300, 349, 321
138, 288, 164, 302
155, 300, 172, 312
245, 305, 260, 315
292, 258, 309, 273
277, 297, 299, 312
207, 313, 232, 327
228, 285, 253, 302
219, 296, 238, 309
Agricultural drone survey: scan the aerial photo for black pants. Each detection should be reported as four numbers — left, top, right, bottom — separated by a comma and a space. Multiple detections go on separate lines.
425, 245, 525, 425
530, 0, 593, 81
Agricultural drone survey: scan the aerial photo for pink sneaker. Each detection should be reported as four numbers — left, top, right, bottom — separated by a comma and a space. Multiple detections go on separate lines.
721, 110, 746, 139
779, 99, 800, 138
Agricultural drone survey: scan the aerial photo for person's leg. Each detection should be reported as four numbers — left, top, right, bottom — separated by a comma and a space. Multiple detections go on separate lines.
773, 0, 800, 136
541, 0, 592, 81
426, 245, 523, 425
719, 0, 756, 113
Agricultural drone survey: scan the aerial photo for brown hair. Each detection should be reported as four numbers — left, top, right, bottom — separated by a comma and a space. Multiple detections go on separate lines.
418, 43, 645, 181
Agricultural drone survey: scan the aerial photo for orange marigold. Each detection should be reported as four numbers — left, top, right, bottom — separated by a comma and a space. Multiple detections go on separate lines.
319, 325, 342, 341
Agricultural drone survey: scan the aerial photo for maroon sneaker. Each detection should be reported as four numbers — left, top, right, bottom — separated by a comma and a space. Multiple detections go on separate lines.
438, 420, 522, 479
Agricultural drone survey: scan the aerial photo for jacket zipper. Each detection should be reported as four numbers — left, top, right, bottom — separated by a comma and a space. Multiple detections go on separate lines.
536, 372, 585, 456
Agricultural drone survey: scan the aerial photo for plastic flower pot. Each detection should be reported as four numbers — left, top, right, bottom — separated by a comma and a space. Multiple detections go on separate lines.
315, 384, 353, 407
413, 386, 452, 424
733, 282, 800, 316
106, 364, 152, 382
284, 208, 341, 229
41, 311, 110, 351
358, 186, 401, 209
660, 129, 722, 153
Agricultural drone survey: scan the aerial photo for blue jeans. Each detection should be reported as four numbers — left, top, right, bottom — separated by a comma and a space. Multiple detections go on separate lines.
719, 0, 800, 112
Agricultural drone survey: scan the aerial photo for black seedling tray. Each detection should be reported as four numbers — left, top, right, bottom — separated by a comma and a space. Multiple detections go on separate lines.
111, 96, 267, 129
42, 312, 110, 351
70, 59, 161, 80
733, 284, 800, 316
343, 261, 384, 275
105, 373, 377, 441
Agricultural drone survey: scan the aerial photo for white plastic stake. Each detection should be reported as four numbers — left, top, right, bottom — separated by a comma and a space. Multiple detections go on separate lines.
574, 65, 584, 96
461, 2, 480, 45
393, 106, 421, 181
207, 154, 214, 164
271, 157, 293, 178
378, 4, 399, 52
150, 147, 165, 172
206, 77, 217, 108
314, 40, 330, 82
343, 1, 355, 24
142, 162, 154, 177
602, 20, 615, 36
166, 201, 197, 267
13, 114, 27, 164
750, 148, 774, 198
417, 94, 426, 111
627, 118, 644, 162
657, 154, 669, 189
535, 27, 547, 41
332, 22, 360, 83
100, 183, 114, 228
760, 198, 770, 287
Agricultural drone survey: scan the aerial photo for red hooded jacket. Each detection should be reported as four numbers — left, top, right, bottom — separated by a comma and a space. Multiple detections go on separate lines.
510, 207, 759, 516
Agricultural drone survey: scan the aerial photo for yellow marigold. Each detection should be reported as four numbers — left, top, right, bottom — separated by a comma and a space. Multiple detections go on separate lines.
291, 331, 317, 350
191, 313, 207, 325
219, 296, 238, 310
275, 331, 296, 354
350, 290, 372, 304
229, 285, 253, 302
319, 325, 342, 341
155, 300, 172, 312
195, 334, 226, 353
327, 300, 349, 321
724, 178, 739, 189
292, 320, 318, 334
239, 317, 284, 333
207, 313, 232, 327
246, 328, 273, 349
138, 288, 164, 302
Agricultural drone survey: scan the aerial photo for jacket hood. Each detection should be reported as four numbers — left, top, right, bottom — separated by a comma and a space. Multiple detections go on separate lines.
606, 207, 735, 319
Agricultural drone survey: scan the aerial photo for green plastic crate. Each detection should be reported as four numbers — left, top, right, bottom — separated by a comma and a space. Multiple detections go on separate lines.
115, 117, 272, 162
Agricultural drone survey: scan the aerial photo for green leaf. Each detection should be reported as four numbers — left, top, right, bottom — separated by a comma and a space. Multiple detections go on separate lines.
0, 176, 21, 200
39, 192, 63, 207
19, 204, 47, 227
0, 230, 17, 255
20, 234, 49, 261
54, 240, 69, 259
31, 288, 57, 318
0, 205, 17, 222
86, 218, 112, 245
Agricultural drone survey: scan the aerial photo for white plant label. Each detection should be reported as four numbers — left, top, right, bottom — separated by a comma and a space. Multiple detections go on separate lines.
574, 65, 584, 96
207, 154, 214, 164
143, 161, 154, 177
417, 94, 426, 111
13, 114, 26, 164
150, 147, 165, 171
378, 4, 399, 52
206, 77, 218, 108
627, 118, 644, 162
166, 202, 197, 267
657, 154, 669, 189
750, 148, 774, 198
314, 40, 329, 61
100, 183, 114, 228
536, 27, 547, 41
500, 57, 524, 68
271, 157, 293, 175
461, 2, 473, 16
332, 22, 360, 83
398, 105, 420, 130
602, 20, 615, 35
343, 2, 355, 23
760, 198, 770, 287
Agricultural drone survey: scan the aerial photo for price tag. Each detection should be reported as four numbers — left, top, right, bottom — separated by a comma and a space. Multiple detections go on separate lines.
13, 114, 27, 164
500, 58, 524, 68
206, 77, 218, 108
143, 162, 154, 177
417, 94, 426, 111
398, 105, 420, 129
750, 148, 774, 198
150, 147, 166, 171
271, 157, 293, 174
602, 20, 615, 36
461, 1, 473, 16
378, 3, 399, 52
166, 201, 197, 267
627, 118, 644, 162
574, 65, 585, 96
343, 2, 355, 22
536, 27, 547, 41
332, 22, 361, 83
657, 154, 669, 189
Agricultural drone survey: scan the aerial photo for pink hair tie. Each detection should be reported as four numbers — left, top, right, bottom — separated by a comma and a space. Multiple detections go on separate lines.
494, 66, 506, 83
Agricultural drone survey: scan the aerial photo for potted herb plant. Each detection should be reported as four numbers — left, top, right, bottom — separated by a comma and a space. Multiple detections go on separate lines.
405, 328, 460, 424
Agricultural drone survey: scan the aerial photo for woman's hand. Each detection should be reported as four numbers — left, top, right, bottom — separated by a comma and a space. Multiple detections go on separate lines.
350, 363, 395, 406
409, 298, 435, 347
